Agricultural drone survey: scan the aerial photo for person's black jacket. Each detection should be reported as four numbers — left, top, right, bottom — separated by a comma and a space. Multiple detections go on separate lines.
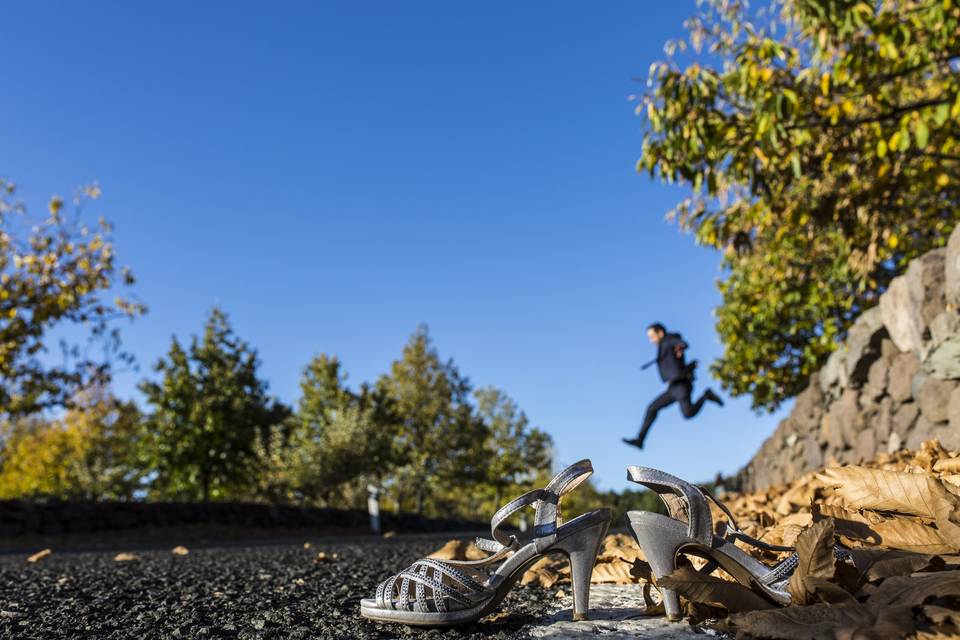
657, 332, 688, 383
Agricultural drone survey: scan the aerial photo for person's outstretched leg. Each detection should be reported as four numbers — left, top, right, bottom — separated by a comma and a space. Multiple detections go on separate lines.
624, 389, 676, 448
676, 382, 723, 419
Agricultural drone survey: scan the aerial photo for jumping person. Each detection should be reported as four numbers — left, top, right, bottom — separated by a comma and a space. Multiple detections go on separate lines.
622, 323, 724, 450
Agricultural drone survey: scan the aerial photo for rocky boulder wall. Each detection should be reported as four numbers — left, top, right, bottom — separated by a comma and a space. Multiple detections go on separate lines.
738, 232, 960, 491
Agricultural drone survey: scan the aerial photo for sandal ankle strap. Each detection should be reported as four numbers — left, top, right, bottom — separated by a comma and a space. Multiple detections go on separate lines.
627, 465, 713, 547
476, 459, 594, 553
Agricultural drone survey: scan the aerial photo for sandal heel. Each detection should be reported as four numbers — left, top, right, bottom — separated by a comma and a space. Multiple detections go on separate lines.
555, 514, 611, 621
626, 512, 684, 621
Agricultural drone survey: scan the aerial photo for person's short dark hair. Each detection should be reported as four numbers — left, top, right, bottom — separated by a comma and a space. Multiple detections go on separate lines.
647, 322, 666, 334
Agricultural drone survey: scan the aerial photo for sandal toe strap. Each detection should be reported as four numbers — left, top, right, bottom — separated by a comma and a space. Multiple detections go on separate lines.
376, 557, 491, 613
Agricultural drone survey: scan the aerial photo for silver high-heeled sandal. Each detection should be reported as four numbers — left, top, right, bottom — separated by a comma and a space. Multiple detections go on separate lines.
624, 466, 849, 621
360, 459, 611, 626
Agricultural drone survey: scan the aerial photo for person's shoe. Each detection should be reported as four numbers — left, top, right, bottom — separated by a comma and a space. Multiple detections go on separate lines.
704, 388, 724, 406
360, 460, 611, 625
621, 437, 644, 449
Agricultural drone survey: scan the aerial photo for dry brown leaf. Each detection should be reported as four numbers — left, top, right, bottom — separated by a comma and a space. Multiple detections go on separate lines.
814, 504, 882, 548
913, 632, 960, 640
872, 516, 957, 554
924, 604, 960, 627
763, 512, 813, 548
630, 558, 654, 583
934, 458, 960, 474
803, 577, 858, 605
598, 533, 643, 563
728, 603, 915, 640
848, 548, 944, 584
113, 552, 139, 562
788, 518, 837, 605
657, 566, 774, 613
869, 572, 960, 606
520, 556, 566, 588
171, 546, 189, 556
428, 539, 487, 561
818, 467, 957, 521
774, 472, 823, 515
27, 549, 51, 563
590, 558, 635, 584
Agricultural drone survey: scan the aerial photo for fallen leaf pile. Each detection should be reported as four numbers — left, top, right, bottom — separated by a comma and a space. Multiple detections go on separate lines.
428, 439, 960, 638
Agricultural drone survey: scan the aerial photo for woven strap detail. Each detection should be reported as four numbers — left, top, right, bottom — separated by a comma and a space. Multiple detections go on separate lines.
376, 558, 491, 613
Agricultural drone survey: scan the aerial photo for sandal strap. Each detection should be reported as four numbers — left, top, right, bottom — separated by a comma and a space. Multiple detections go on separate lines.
715, 520, 795, 553
626, 466, 713, 546
477, 488, 551, 552
476, 460, 594, 551
377, 557, 491, 613
534, 459, 594, 537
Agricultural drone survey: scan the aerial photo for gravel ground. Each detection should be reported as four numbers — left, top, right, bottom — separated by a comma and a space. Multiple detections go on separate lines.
0, 536, 560, 640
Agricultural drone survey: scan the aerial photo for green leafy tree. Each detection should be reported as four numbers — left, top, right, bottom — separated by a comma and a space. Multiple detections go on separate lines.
473, 386, 552, 507
0, 180, 144, 417
0, 388, 143, 499
139, 308, 288, 502
377, 325, 486, 515
257, 354, 397, 507
638, 0, 960, 410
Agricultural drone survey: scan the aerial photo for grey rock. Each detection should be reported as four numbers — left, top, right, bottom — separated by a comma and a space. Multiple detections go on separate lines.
947, 224, 960, 307
951, 386, 960, 431
923, 310, 960, 380
864, 356, 890, 401
793, 380, 825, 432
906, 415, 935, 451
892, 402, 919, 438
796, 436, 824, 473
927, 424, 960, 452
844, 307, 888, 386
854, 428, 877, 463
888, 352, 922, 403
924, 337, 960, 380
881, 338, 901, 360
833, 389, 865, 446
820, 348, 849, 399
930, 310, 960, 346
916, 376, 957, 424
913, 369, 930, 401
888, 431, 904, 453
820, 411, 846, 455
880, 249, 947, 355
873, 397, 894, 443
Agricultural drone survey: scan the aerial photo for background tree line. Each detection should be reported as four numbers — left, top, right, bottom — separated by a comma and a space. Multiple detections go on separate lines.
0, 181, 555, 517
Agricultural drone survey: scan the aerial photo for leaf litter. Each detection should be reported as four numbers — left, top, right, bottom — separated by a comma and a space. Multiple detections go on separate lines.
425, 439, 960, 638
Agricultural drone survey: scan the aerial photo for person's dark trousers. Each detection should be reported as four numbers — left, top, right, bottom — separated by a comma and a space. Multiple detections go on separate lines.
636, 380, 707, 446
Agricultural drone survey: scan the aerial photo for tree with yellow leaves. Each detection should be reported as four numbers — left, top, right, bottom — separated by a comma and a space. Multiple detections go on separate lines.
0, 388, 144, 499
0, 179, 145, 417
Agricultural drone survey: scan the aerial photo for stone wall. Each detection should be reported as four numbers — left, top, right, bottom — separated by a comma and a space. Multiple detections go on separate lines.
738, 226, 960, 491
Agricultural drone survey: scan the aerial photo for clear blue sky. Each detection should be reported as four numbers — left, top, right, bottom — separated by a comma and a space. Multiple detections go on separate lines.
1, 1, 787, 490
